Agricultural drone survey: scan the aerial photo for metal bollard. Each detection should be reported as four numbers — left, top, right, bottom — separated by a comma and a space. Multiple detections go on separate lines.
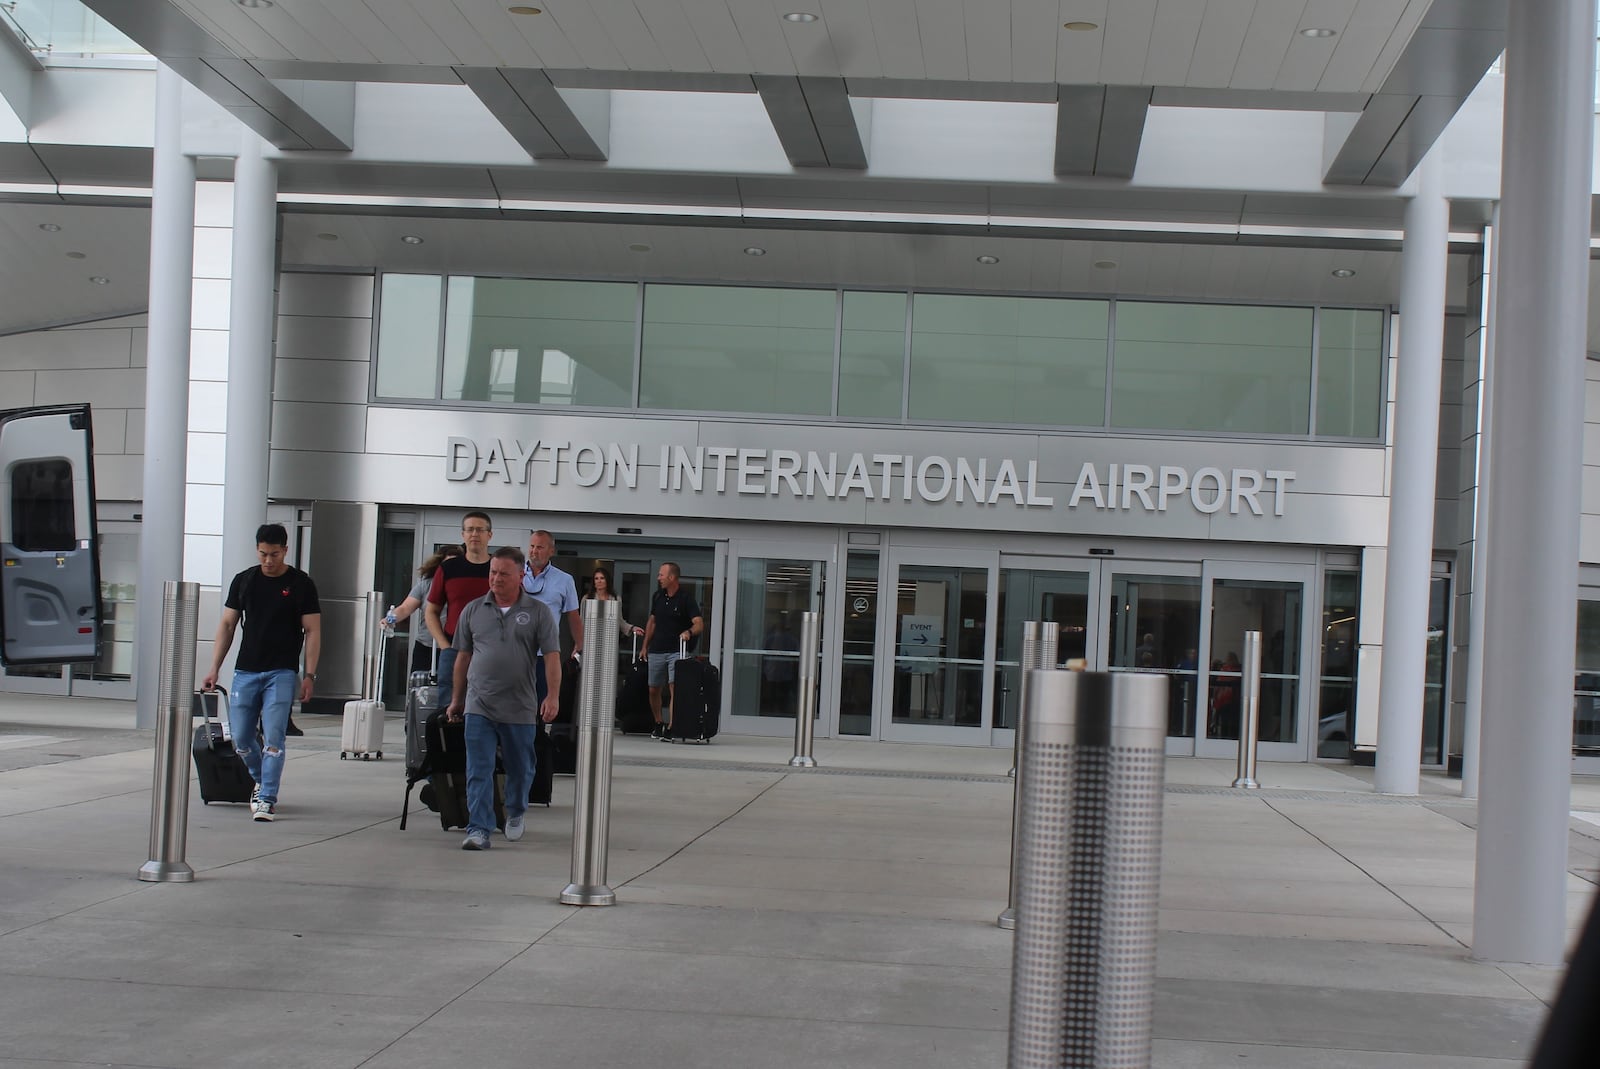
562, 598, 620, 906
999, 620, 1058, 930
788, 610, 820, 768
139, 580, 200, 883
361, 591, 386, 700
1008, 670, 1167, 1069
1232, 630, 1263, 789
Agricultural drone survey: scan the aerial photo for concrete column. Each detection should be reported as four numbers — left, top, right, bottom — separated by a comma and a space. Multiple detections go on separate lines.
1473, 0, 1596, 966
1374, 153, 1449, 796
221, 136, 278, 576
134, 65, 196, 731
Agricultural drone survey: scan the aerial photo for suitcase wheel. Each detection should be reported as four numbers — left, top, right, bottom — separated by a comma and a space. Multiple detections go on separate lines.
340, 753, 348, 760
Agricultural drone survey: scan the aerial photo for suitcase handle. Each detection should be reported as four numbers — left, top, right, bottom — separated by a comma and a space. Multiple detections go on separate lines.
194, 687, 230, 741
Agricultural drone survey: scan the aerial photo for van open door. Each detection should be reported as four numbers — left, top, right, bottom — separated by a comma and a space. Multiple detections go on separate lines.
0, 403, 101, 665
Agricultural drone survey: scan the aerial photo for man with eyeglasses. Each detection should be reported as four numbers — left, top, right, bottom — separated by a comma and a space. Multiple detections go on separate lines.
425, 511, 494, 716
523, 529, 583, 709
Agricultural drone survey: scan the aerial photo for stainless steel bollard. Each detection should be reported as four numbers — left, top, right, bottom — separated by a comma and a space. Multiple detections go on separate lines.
139, 580, 200, 883
1000, 620, 1058, 930
1007, 670, 1167, 1069
362, 591, 386, 700
562, 598, 620, 906
788, 610, 820, 768
1232, 630, 1263, 790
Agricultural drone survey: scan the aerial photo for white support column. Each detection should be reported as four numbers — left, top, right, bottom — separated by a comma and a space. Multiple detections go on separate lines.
1473, 0, 1596, 966
1374, 154, 1449, 796
221, 136, 278, 576
134, 65, 196, 731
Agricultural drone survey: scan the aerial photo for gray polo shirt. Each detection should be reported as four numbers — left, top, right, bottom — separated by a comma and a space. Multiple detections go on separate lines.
453, 591, 559, 725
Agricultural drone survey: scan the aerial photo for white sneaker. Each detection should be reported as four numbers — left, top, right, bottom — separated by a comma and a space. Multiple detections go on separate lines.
252, 801, 276, 822
461, 831, 490, 850
504, 816, 525, 842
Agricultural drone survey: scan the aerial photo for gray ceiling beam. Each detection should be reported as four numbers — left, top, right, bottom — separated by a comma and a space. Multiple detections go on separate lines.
458, 68, 607, 162
754, 76, 867, 169
1324, 4, 1506, 186
1056, 86, 1151, 179
0, 19, 41, 128
77, 0, 352, 152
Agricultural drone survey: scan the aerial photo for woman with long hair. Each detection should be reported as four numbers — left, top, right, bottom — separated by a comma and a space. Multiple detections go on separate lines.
584, 566, 644, 638
385, 544, 464, 671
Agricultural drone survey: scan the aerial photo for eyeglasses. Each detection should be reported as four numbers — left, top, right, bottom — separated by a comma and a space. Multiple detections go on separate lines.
462, 526, 491, 534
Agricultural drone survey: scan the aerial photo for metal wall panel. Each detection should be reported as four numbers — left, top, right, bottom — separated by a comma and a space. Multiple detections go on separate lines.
306, 500, 378, 701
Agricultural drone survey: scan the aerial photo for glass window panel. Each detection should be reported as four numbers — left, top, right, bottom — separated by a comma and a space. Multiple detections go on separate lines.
374, 274, 442, 399
441, 277, 635, 406
1318, 570, 1360, 759
839, 291, 906, 420
640, 285, 834, 415
1574, 599, 1600, 753
909, 294, 1108, 426
1207, 578, 1303, 745
10, 459, 75, 551
1316, 308, 1385, 437
1107, 573, 1202, 738
892, 565, 988, 728
1111, 302, 1312, 434
840, 551, 880, 736
1423, 576, 1450, 764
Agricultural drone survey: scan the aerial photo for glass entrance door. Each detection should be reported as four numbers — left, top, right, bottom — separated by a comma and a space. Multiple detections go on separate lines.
995, 559, 1099, 743
1198, 562, 1314, 760
723, 540, 836, 737
1099, 565, 1204, 752
881, 548, 998, 743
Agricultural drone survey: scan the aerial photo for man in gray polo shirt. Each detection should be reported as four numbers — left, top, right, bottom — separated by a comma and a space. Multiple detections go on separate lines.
446, 546, 561, 851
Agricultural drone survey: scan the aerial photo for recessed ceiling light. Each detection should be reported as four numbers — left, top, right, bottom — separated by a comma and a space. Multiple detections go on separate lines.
628, 242, 653, 253
1063, 21, 1099, 31
236, 0, 274, 8
783, 12, 819, 23
400, 234, 424, 245
38, 222, 60, 232
743, 246, 766, 256
89, 276, 110, 285
65, 251, 87, 259
1299, 27, 1336, 38
507, 5, 542, 14
316, 232, 339, 241
976, 254, 1000, 265
1331, 268, 1356, 278
1093, 259, 1118, 270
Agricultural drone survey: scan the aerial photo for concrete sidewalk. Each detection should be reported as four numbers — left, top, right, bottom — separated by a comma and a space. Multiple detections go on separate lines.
0, 692, 1596, 1068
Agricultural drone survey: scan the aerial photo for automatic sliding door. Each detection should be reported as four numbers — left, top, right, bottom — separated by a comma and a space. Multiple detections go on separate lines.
996, 563, 1095, 738
1200, 563, 1313, 761
724, 541, 835, 737
1103, 567, 1203, 751
882, 549, 997, 742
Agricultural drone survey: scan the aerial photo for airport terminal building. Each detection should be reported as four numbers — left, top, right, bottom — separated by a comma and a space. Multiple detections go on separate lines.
0, 0, 1594, 813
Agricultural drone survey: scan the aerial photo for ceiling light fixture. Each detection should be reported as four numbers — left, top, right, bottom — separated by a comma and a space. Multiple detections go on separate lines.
89, 276, 110, 285
1331, 268, 1356, 278
507, 5, 542, 14
1093, 259, 1118, 269
976, 254, 1000, 265
400, 234, 424, 245
65, 251, 86, 259
743, 246, 767, 256
783, 12, 819, 23
316, 232, 339, 241
1063, 21, 1099, 31
1299, 27, 1336, 38
38, 222, 60, 232
628, 242, 653, 253
236, 0, 274, 8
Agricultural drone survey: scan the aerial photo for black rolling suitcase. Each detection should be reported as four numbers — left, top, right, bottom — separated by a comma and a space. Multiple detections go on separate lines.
668, 638, 721, 743
616, 636, 655, 734
530, 725, 554, 806
547, 654, 579, 775
402, 710, 503, 832
191, 687, 255, 804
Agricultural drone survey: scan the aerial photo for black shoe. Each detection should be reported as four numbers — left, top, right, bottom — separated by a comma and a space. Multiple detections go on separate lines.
285, 718, 304, 737
650, 724, 666, 740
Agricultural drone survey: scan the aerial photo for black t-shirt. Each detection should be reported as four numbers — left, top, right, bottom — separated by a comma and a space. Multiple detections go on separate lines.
647, 586, 702, 654
225, 565, 321, 672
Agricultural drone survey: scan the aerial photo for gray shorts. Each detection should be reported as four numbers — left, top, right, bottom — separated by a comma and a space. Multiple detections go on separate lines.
647, 651, 681, 686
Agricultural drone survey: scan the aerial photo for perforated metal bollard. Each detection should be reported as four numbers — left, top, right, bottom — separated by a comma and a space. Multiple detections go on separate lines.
1007, 669, 1167, 1069
999, 619, 1058, 930
789, 610, 820, 768
139, 580, 200, 883
1232, 630, 1263, 790
562, 598, 620, 906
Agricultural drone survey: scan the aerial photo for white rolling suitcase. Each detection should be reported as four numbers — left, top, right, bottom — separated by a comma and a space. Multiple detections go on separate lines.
341, 627, 388, 761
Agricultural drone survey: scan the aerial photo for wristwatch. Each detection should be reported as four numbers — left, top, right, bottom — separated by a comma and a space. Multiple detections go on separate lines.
305, 672, 317, 681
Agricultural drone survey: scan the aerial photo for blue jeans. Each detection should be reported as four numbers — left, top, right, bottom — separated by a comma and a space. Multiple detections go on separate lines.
435, 646, 459, 714
464, 714, 535, 838
229, 668, 296, 803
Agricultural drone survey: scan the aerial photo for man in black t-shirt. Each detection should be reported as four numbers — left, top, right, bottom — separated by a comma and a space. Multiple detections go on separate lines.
641, 562, 703, 740
202, 523, 322, 822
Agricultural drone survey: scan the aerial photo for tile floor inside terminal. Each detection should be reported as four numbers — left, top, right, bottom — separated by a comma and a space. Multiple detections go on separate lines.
0, 692, 1596, 1068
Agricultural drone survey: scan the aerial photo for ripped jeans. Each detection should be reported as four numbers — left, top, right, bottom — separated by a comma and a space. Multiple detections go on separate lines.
229, 668, 297, 804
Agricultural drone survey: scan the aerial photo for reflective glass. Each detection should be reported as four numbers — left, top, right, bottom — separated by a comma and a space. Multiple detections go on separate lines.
839, 291, 906, 419
892, 565, 988, 728
640, 285, 834, 415
995, 569, 1090, 730
374, 275, 442, 399
1318, 571, 1360, 759
1316, 308, 1385, 437
839, 552, 880, 736
442, 277, 635, 406
1574, 599, 1600, 753
909, 294, 1108, 426
1207, 578, 1303, 745
730, 558, 821, 720
1107, 573, 1202, 738
1422, 576, 1450, 764
1111, 302, 1311, 434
